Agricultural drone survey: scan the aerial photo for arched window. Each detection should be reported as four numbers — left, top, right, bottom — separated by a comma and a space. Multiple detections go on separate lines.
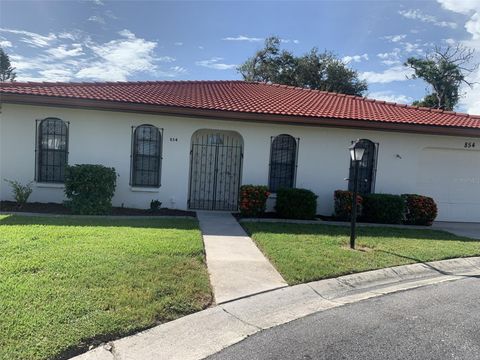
36, 118, 69, 183
268, 134, 298, 192
348, 139, 378, 194
131, 124, 162, 187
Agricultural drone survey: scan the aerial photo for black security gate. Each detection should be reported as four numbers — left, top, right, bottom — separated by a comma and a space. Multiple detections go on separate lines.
188, 130, 243, 211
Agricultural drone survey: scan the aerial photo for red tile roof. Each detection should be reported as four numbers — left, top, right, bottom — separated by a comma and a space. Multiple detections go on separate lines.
1, 80, 480, 129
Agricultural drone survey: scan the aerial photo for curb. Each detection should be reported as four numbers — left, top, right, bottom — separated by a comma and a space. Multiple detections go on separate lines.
71, 257, 480, 360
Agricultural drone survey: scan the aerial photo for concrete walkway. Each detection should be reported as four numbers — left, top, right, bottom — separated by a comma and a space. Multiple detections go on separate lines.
197, 211, 287, 304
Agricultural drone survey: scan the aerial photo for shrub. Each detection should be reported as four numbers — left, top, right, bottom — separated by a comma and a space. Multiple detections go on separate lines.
239, 185, 270, 217
64, 164, 117, 215
275, 188, 318, 219
402, 194, 438, 225
333, 190, 363, 221
4, 179, 33, 208
361, 193, 404, 224
150, 199, 162, 212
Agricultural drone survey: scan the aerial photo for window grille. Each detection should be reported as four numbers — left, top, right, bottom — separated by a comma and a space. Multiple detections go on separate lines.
268, 134, 299, 192
348, 139, 378, 194
130, 124, 163, 187
36, 118, 69, 183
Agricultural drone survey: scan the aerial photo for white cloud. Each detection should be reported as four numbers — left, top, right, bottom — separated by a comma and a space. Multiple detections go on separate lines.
76, 30, 157, 81
369, 91, 413, 104
0, 28, 56, 47
437, 0, 480, 14
157, 56, 176, 62
342, 53, 369, 63
377, 48, 402, 65
0, 40, 12, 47
58, 32, 77, 41
118, 29, 135, 39
92, 0, 104, 5
222, 35, 263, 42
383, 34, 407, 42
88, 15, 106, 25
45, 44, 83, 59
3, 28, 184, 82
403, 41, 423, 53
195, 57, 237, 70
399, 9, 457, 29
360, 66, 414, 84
174, 42, 183, 46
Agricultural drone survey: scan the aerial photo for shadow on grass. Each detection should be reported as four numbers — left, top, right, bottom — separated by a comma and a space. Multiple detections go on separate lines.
376, 249, 480, 279
0, 214, 198, 230
242, 222, 479, 242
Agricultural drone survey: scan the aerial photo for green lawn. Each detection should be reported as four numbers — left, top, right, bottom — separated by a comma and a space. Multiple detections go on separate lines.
0, 215, 212, 360
242, 222, 480, 285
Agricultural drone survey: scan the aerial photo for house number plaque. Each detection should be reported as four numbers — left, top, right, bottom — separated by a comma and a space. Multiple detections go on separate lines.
169, 137, 178, 142
464, 142, 476, 149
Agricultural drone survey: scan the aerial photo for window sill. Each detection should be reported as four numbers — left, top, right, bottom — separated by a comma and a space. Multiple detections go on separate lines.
35, 182, 65, 189
130, 186, 160, 193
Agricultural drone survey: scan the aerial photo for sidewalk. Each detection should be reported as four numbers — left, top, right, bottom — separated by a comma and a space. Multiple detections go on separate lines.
196, 211, 287, 304
71, 257, 480, 360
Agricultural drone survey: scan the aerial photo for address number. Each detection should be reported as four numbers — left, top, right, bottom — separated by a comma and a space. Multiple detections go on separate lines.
464, 142, 476, 148
169, 137, 178, 142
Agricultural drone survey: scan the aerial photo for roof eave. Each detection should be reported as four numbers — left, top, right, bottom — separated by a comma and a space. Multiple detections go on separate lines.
1, 93, 479, 137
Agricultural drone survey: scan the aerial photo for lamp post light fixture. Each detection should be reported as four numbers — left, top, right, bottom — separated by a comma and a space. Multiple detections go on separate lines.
349, 140, 366, 249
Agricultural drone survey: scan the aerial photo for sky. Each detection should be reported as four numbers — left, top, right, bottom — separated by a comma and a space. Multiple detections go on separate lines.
0, 0, 479, 114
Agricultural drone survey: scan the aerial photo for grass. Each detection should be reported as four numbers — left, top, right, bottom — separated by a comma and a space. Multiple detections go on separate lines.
0, 215, 212, 360
242, 222, 480, 285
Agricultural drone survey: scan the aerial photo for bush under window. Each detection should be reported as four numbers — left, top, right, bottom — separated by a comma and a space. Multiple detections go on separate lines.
361, 193, 404, 224
333, 190, 363, 221
275, 188, 317, 219
239, 185, 270, 217
64, 164, 117, 215
402, 194, 438, 225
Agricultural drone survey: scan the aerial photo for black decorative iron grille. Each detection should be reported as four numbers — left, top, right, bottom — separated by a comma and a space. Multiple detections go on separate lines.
268, 134, 298, 192
348, 139, 378, 194
131, 125, 162, 187
36, 118, 69, 183
188, 131, 243, 211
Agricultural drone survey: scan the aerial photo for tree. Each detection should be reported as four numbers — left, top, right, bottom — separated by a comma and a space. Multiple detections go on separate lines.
238, 36, 368, 96
405, 45, 477, 111
0, 47, 17, 82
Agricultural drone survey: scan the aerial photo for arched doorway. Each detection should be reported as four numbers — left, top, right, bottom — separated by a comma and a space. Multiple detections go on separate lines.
188, 129, 243, 211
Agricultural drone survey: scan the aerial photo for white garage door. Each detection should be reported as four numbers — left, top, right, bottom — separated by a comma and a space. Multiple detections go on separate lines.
417, 147, 480, 222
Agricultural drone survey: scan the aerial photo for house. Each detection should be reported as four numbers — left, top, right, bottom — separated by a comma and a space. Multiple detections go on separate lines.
0, 80, 479, 222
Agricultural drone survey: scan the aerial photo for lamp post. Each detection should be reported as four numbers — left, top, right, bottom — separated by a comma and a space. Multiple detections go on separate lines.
349, 140, 366, 249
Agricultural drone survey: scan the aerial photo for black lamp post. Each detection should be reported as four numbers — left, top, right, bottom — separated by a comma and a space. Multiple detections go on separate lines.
349, 140, 366, 249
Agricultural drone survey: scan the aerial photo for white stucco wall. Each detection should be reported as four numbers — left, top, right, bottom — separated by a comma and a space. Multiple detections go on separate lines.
1, 103, 479, 221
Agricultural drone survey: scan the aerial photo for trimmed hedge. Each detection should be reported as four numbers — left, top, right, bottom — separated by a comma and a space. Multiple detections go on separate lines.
333, 190, 363, 221
402, 194, 438, 225
276, 188, 318, 220
362, 193, 404, 224
64, 164, 117, 215
239, 185, 270, 217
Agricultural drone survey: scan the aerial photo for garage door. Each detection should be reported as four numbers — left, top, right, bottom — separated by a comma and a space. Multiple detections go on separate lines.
417, 147, 480, 222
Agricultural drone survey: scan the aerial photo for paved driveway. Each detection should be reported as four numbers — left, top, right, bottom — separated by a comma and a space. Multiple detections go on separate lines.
433, 222, 480, 239
208, 278, 480, 360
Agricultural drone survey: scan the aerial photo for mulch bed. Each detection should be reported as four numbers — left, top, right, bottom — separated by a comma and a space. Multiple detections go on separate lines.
0, 201, 196, 217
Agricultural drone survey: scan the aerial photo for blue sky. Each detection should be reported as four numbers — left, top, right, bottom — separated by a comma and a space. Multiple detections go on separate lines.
0, 0, 479, 113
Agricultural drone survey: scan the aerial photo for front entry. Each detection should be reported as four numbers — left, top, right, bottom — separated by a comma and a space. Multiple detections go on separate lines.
188, 129, 243, 211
